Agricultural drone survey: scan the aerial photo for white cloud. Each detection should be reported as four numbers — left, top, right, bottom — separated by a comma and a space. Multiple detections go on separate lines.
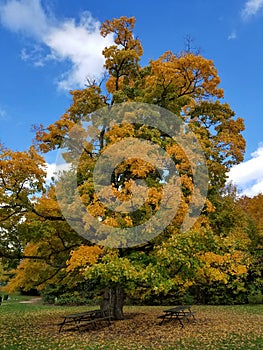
227, 145, 263, 197
44, 161, 72, 185
0, 0, 114, 90
45, 14, 112, 90
0, 0, 48, 38
241, 0, 263, 20
0, 107, 7, 120
45, 162, 57, 183
228, 31, 237, 40
20, 45, 48, 67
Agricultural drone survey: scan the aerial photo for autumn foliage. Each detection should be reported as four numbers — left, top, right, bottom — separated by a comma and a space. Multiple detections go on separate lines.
0, 17, 262, 315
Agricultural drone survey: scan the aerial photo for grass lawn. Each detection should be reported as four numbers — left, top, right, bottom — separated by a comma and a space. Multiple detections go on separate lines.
0, 295, 262, 349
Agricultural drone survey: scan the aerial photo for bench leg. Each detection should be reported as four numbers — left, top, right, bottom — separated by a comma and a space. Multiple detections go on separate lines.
177, 317, 184, 328
58, 320, 66, 333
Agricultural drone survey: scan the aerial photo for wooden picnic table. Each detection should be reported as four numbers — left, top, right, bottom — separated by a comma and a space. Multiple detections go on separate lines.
158, 305, 196, 328
58, 308, 112, 333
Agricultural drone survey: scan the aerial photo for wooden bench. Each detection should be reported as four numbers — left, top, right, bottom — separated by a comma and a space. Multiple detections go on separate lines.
92, 308, 112, 326
58, 308, 112, 333
158, 305, 196, 328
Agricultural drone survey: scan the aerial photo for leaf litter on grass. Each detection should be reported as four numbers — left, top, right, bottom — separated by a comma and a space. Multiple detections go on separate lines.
0, 305, 262, 349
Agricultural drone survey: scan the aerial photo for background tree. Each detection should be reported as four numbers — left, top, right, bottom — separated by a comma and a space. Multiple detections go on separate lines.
238, 194, 263, 303
0, 145, 46, 261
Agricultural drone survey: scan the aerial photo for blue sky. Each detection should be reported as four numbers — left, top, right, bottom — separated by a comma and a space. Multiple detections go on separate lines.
0, 0, 263, 196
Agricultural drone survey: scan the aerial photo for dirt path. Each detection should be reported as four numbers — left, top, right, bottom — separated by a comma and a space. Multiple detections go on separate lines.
19, 297, 42, 304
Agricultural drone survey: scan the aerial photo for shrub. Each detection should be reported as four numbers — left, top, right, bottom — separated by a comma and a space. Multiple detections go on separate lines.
247, 291, 263, 304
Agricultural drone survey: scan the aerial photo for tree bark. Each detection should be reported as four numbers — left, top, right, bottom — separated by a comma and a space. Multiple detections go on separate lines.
100, 285, 125, 320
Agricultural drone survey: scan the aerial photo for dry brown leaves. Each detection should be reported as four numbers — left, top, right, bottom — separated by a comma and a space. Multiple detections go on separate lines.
49, 305, 263, 349
0, 304, 262, 349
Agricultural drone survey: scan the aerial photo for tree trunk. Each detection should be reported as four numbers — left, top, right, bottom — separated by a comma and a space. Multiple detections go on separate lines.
100, 285, 125, 320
